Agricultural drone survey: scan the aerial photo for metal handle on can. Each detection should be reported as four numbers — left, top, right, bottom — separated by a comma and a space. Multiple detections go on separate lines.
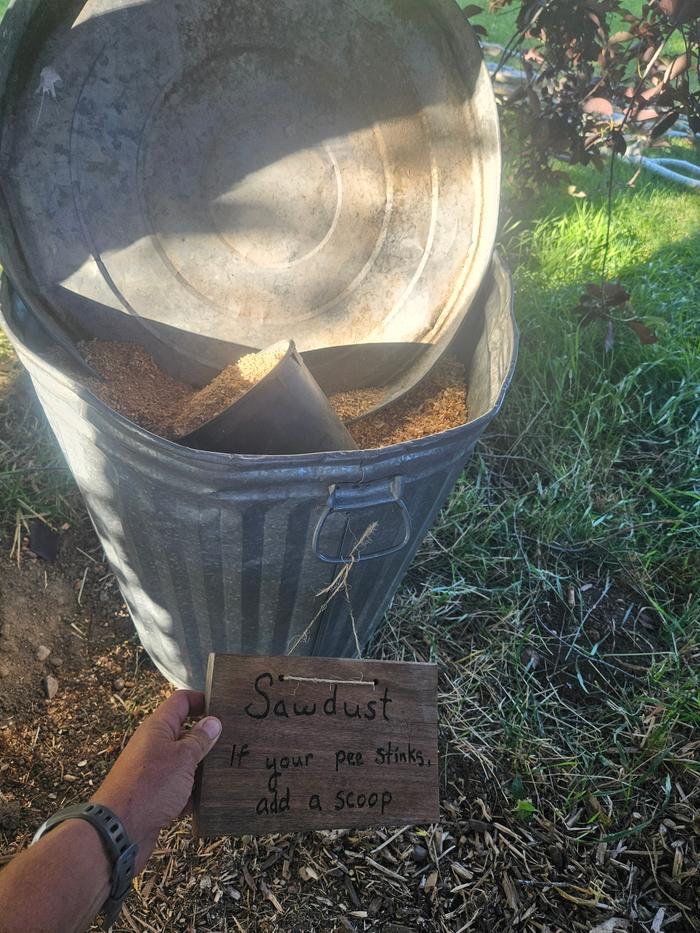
312, 476, 412, 564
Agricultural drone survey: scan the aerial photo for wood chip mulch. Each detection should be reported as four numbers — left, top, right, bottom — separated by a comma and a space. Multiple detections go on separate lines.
0, 528, 697, 933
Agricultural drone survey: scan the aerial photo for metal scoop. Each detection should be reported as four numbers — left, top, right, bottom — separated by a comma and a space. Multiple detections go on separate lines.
178, 340, 357, 455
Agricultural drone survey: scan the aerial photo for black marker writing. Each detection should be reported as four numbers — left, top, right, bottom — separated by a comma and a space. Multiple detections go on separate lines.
243, 673, 393, 722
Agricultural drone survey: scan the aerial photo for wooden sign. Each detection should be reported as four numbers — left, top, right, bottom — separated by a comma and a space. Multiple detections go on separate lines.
193, 654, 439, 837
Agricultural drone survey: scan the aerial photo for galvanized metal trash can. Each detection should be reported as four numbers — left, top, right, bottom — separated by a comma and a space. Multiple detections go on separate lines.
0, 0, 516, 689
0, 257, 517, 690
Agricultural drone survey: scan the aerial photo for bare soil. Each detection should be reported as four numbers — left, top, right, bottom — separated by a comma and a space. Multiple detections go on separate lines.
0, 523, 154, 846
0, 554, 79, 712
0, 528, 135, 716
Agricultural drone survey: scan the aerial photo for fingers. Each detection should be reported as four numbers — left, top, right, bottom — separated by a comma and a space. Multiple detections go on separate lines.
178, 716, 222, 766
149, 690, 206, 739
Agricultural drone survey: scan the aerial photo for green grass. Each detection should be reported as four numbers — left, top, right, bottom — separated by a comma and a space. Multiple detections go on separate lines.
461, 0, 519, 46
375, 125, 699, 912
460, 0, 687, 56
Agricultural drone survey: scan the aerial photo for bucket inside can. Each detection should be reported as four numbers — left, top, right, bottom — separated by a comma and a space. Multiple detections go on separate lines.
178, 340, 358, 455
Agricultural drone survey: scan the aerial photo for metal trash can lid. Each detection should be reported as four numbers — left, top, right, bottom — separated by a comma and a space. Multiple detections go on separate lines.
0, 0, 500, 371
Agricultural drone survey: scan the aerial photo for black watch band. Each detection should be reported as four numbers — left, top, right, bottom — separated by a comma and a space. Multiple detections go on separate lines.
32, 802, 138, 929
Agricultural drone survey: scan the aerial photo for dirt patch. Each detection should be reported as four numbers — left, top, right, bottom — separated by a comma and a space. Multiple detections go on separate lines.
0, 638, 162, 844
78, 341, 469, 450
0, 528, 132, 714
0, 527, 159, 864
0, 557, 81, 711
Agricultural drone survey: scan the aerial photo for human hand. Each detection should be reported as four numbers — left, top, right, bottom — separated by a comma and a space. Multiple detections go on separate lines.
91, 690, 221, 872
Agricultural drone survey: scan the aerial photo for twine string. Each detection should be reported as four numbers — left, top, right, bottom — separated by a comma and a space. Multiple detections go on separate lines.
286, 522, 378, 657
280, 674, 377, 689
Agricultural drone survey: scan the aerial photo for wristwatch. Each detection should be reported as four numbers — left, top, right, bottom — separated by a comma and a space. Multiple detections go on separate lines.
32, 802, 138, 930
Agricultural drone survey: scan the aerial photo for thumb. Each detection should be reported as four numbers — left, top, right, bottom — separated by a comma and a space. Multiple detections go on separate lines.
179, 716, 222, 766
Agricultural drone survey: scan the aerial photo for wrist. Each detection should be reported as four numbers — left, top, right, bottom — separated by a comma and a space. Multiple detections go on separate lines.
89, 789, 155, 869
1, 817, 114, 933
36, 802, 140, 928
54, 818, 112, 882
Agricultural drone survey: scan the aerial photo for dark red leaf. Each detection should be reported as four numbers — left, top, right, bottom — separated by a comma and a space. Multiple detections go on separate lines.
650, 110, 680, 138
641, 85, 663, 101
585, 282, 630, 305
634, 106, 660, 121
472, 23, 488, 36
610, 130, 627, 154
628, 320, 659, 344
665, 53, 690, 81
609, 30, 635, 43
462, 4, 483, 18
603, 283, 631, 306
586, 283, 604, 299
654, 87, 677, 108
657, 0, 700, 24
581, 309, 601, 327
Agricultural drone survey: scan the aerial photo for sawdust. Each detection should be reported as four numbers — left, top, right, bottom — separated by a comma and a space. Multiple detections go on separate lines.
328, 386, 387, 422
81, 341, 193, 439
77, 341, 468, 448
339, 355, 469, 448
236, 343, 288, 384
172, 342, 288, 438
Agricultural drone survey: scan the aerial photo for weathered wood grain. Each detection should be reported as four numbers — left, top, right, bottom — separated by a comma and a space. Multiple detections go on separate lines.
193, 654, 439, 837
